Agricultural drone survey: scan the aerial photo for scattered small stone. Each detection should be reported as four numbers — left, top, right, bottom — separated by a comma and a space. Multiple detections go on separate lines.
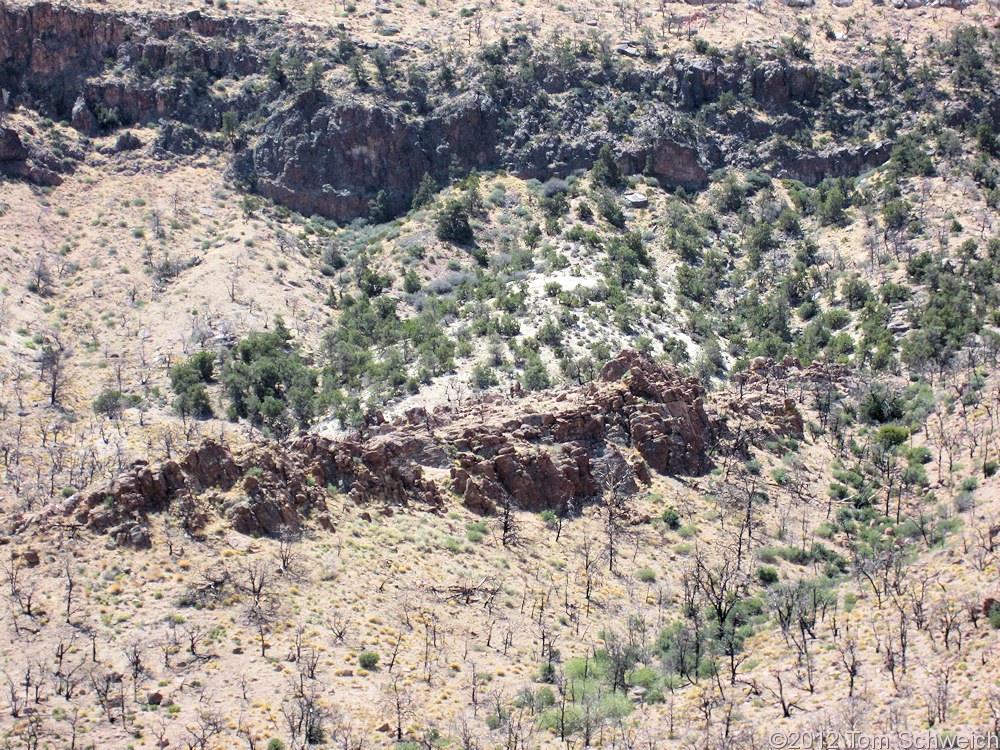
20, 550, 40, 567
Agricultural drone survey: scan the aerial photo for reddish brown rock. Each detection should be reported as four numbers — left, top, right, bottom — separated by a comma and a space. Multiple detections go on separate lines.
52, 350, 825, 544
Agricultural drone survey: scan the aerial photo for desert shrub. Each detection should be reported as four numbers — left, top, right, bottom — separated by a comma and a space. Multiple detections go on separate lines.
825, 309, 852, 331
882, 199, 912, 230
169, 355, 215, 420
466, 521, 487, 542
403, 268, 421, 294
880, 281, 911, 304
876, 425, 909, 449
189, 350, 216, 382
859, 384, 904, 424
757, 566, 779, 586
594, 189, 625, 228
435, 200, 474, 243
635, 568, 656, 583
93, 389, 140, 418
471, 363, 499, 390
677, 524, 697, 539
842, 277, 872, 311
990, 603, 1000, 630
521, 353, 551, 391
221, 319, 318, 436
888, 134, 935, 178
359, 651, 380, 670
713, 175, 746, 213
412, 173, 437, 209
592, 145, 624, 189
661, 508, 680, 530
604, 231, 651, 287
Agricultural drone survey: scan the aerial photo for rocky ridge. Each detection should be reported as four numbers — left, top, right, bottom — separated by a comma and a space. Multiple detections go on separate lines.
4, 1, 989, 220
34, 351, 832, 547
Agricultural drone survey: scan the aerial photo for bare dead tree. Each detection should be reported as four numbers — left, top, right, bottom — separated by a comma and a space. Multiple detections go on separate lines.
281, 676, 330, 750
837, 636, 860, 698
242, 559, 272, 606
382, 675, 416, 742
763, 669, 802, 718
63, 554, 78, 624
277, 525, 301, 574
184, 708, 225, 750
595, 448, 637, 574
38, 336, 69, 407
245, 593, 280, 658
924, 665, 953, 727
495, 491, 521, 548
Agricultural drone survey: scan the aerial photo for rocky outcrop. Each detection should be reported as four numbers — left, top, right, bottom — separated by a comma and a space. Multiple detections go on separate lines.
64, 457, 185, 547
621, 138, 710, 191
246, 90, 500, 222
0, 126, 62, 186
45, 352, 855, 547
0, 2, 267, 116
712, 355, 852, 453
48, 351, 727, 545
751, 61, 818, 110
774, 140, 893, 186
362, 349, 716, 515
51, 435, 328, 545
0, 126, 28, 162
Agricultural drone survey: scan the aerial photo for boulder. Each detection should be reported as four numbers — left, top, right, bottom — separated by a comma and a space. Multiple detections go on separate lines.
71, 96, 99, 134
114, 131, 143, 152
623, 192, 649, 209
0, 127, 29, 162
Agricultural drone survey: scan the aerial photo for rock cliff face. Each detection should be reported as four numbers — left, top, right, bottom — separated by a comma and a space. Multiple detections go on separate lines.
247, 91, 501, 221
0, 1, 950, 222
774, 140, 893, 186
0, 2, 265, 115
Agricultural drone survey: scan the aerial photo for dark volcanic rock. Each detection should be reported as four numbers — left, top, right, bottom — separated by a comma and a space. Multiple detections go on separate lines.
154, 120, 206, 155
751, 61, 818, 110
0, 126, 62, 186
621, 138, 709, 191
0, 127, 28, 162
247, 91, 500, 222
774, 140, 892, 186
70, 96, 98, 134
0, 2, 266, 116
